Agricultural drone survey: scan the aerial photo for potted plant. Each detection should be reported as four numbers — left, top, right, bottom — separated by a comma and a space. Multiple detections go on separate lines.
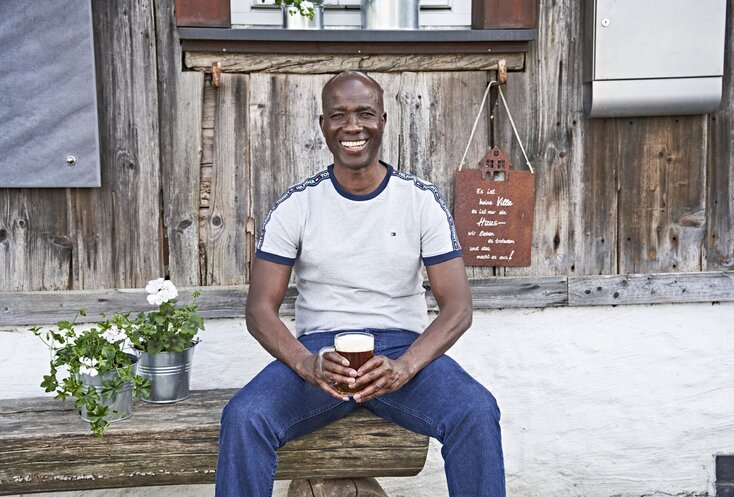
32, 313, 151, 437
116, 278, 205, 404
263, 0, 324, 29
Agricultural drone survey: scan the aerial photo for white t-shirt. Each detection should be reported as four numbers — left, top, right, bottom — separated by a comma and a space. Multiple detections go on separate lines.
256, 162, 461, 336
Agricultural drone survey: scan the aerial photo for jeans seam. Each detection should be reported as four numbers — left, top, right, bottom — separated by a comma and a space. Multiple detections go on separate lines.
374, 396, 445, 439
276, 399, 346, 445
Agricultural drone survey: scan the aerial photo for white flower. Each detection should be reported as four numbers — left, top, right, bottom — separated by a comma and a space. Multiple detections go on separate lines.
102, 326, 127, 343
145, 278, 178, 306
79, 357, 99, 377
300, 1, 314, 10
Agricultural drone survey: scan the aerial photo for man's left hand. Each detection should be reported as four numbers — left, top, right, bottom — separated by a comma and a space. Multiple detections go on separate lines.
350, 356, 416, 403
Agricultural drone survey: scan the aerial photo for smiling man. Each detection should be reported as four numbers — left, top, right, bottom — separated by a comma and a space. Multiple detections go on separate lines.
215, 71, 505, 497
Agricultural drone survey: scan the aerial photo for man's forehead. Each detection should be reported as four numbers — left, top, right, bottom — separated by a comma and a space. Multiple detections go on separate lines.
322, 76, 383, 112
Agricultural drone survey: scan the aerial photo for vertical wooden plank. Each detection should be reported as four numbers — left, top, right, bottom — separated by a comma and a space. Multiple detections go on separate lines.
580, 119, 619, 275
705, 3, 734, 271
398, 72, 490, 209
73, 0, 162, 289
496, 1, 597, 277
367, 73, 401, 169
155, 0, 203, 286
200, 75, 216, 282
0, 190, 72, 291
397, 71, 492, 278
617, 117, 707, 274
205, 73, 250, 285
249, 74, 333, 244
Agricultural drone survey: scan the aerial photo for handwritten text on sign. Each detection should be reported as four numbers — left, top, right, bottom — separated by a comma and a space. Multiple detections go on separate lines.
465, 188, 518, 261
454, 155, 535, 267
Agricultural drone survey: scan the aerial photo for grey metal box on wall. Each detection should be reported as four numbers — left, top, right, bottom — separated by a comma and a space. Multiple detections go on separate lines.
583, 0, 727, 118
0, 0, 101, 187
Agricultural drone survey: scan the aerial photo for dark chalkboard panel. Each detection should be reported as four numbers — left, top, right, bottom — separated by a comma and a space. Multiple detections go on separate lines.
0, 0, 100, 187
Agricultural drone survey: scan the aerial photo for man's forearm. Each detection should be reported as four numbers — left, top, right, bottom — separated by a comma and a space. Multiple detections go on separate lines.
398, 303, 472, 376
245, 306, 311, 372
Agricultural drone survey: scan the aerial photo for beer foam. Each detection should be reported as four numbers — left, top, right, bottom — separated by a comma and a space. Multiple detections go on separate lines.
334, 333, 374, 353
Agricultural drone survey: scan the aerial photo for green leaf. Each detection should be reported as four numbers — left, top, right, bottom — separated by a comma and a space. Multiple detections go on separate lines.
40, 374, 58, 393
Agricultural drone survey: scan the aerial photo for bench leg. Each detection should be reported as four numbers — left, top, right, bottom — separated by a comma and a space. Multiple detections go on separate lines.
287, 477, 389, 497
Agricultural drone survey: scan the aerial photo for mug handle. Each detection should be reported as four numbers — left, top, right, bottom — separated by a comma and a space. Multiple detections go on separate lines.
318, 346, 335, 374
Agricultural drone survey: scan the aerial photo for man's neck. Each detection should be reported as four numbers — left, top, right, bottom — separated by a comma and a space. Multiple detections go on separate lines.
332, 161, 387, 196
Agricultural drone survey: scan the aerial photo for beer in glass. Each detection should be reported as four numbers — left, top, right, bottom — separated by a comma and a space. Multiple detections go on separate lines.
319, 332, 374, 395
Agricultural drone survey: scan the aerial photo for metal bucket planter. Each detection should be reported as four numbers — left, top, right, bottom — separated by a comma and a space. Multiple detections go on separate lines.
137, 341, 197, 403
361, 0, 419, 29
78, 356, 136, 424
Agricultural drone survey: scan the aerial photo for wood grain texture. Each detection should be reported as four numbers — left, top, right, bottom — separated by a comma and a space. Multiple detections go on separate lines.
205, 74, 250, 285
370, 73, 402, 168
287, 478, 388, 497
71, 0, 162, 289
581, 118, 620, 275
249, 74, 333, 239
0, 391, 428, 495
569, 271, 734, 306
0, 286, 247, 326
705, 4, 734, 271
495, 0, 593, 276
0, 190, 71, 291
617, 117, 707, 274
155, 0, 204, 286
397, 71, 493, 279
184, 53, 525, 74
7, 272, 731, 327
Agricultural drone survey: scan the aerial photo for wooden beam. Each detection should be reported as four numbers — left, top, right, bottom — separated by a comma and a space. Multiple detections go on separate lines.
184, 52, 526, 74
2, 272, 731, 327
0, 390, 428, 495
0, 286, 248, 326
568, 271, 734, 306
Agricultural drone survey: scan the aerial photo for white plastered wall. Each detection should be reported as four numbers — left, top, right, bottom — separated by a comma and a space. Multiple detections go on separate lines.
2, 301, 733, 497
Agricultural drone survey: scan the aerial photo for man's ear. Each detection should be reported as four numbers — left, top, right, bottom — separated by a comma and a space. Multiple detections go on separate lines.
382, 112, 387, 124
319, 114, 324, 129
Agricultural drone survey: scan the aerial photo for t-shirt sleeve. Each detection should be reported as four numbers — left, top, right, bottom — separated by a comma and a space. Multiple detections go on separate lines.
420, 188, 463, 266
255, 194, 302, 267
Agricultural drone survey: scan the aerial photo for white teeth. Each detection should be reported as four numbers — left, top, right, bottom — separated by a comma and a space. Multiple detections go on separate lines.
341, 140, 367, 148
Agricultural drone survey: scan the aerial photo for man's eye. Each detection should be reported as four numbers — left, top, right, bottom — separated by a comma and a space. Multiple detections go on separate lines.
360, 112, 375, 118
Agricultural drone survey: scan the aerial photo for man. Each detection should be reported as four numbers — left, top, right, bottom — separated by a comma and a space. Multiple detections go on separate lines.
215, 71, 505, 497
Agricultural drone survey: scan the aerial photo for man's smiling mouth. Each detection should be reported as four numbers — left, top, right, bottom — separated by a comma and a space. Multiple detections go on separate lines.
340, 139, 367, 151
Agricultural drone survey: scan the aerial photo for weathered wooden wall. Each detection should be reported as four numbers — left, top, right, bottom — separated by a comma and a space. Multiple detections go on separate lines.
0, 0, 731, 293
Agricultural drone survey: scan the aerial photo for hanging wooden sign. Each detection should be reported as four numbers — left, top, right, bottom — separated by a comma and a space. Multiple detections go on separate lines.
454, 147, 535, 267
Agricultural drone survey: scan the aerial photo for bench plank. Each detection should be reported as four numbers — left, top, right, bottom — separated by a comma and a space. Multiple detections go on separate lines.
0, 389, 429, 495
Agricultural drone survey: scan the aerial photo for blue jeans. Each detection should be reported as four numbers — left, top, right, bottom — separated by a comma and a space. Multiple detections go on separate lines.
215, 329, 505, 497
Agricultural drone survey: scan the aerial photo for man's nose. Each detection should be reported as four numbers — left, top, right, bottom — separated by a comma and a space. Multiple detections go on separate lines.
344, 113, 362, 131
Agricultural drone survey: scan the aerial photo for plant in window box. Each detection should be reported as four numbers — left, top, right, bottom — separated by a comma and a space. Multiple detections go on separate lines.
264, 0, 324, 28
32, 314, 151, 437
114, 279, 205, 404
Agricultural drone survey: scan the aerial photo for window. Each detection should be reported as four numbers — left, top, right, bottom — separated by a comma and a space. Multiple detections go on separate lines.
231, 0, 472, 28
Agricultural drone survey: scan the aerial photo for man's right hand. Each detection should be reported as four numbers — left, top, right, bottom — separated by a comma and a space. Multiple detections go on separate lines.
294, 352, 357, 401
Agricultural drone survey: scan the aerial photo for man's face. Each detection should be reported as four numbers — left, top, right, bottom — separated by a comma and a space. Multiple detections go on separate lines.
320, 77, 386, 171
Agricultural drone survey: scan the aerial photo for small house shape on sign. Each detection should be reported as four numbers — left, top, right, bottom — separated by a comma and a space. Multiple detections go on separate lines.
454, 147, 535, 267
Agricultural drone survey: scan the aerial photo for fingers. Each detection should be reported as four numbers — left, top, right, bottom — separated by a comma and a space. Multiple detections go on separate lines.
319, 351, 358, 387
317, 379, 350, 401
352, 358, 394, 403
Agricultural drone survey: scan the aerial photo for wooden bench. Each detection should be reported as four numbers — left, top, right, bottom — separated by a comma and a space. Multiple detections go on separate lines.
0, 389, 429, 496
